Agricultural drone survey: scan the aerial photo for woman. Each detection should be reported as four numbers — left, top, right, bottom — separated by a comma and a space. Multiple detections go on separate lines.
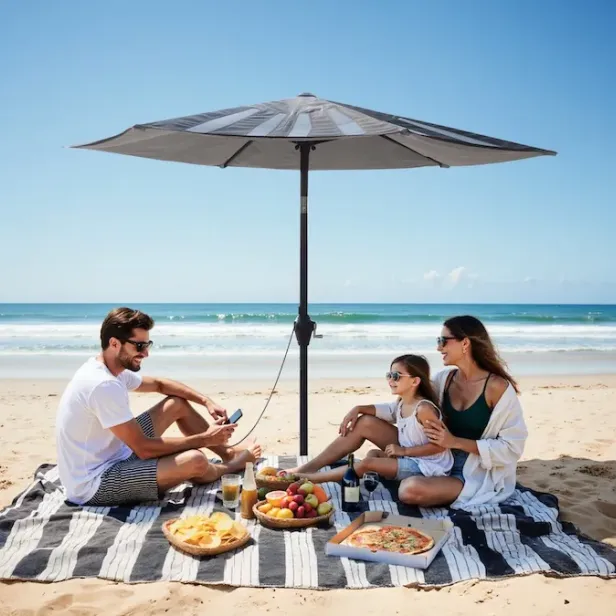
400, 315, 528, 509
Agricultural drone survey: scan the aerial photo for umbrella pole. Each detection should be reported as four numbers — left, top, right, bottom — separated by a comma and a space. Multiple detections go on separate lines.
294, 143, 315, 456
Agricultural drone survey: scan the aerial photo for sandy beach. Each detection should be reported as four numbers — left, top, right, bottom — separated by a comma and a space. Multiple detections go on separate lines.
1, 374, 615, 614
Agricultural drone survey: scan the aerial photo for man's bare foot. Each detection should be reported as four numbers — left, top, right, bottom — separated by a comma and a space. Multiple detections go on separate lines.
218, 446, 237, 463
224, 439, 263, 472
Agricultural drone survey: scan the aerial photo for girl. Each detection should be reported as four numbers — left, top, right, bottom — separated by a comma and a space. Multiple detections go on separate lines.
295, 354, 453, 484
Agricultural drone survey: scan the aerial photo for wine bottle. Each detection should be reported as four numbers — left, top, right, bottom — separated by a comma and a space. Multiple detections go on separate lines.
341, 453, 361, 512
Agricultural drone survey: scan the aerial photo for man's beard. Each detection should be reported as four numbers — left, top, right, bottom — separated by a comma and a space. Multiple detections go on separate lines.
118, 350, 141, 372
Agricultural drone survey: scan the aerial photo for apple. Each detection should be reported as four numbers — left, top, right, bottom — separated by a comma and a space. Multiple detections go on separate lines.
317, 502, 333, 516
288, 501, 299, 513
292, 494, 304, 505
299, 482, 314, 494
296, 506, 305, 518
280, 496, 290, 509
307, 509, 318, 518
277, 470, 288, 477
303, 501, 313, 514
297, 488, 307, 497
304, 494, 319, 509
287, 483, 300, 495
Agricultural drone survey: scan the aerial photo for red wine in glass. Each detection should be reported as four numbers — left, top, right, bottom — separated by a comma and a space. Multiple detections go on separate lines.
363, 472, 379, 499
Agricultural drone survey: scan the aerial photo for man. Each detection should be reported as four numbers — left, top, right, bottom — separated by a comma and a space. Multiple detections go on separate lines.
56, 307, 261, 506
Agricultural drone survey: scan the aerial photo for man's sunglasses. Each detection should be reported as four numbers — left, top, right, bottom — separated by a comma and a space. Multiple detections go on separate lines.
122, 339, 153, 352
437, 336, 457, 347
385, 371, 415, 382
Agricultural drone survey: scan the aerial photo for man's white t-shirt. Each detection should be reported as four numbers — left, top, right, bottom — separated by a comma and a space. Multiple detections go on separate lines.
56, 357, 143, 504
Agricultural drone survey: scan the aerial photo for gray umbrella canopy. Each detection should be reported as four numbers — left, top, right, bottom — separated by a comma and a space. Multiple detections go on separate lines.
74, 93, 555, 169
73, 93, 556, 455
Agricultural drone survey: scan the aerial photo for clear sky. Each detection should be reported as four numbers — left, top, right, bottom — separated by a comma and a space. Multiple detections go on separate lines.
1, 0, 614, 304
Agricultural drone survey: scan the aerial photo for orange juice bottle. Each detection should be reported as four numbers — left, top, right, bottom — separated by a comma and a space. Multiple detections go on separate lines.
240, 462, 258, 519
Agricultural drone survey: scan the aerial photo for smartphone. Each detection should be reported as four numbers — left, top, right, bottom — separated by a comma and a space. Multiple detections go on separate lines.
227, 409, 243, 424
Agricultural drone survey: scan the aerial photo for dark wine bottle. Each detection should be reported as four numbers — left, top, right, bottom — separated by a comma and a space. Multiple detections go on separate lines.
341, 453, 361, 512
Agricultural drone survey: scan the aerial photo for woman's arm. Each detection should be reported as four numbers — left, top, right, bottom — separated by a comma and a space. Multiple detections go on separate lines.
424, 386, 527, 469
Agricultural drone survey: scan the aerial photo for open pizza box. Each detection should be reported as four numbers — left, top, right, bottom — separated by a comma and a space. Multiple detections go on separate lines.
325, 511, 454, 569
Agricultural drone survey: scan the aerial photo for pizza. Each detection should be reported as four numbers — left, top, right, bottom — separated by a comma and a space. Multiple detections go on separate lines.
345, 524, 434, 555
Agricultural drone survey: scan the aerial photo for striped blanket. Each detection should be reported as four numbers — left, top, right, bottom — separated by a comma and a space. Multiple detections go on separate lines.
0, 456, 614, 588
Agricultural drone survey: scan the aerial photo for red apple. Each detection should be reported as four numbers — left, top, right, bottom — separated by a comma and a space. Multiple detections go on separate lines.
297, 488, 307, 497
296, 506, 305, 518
288, 501, 299, 513
287, 483, 300, 495
292, 494, 304, 505
307, 509, 318, 518
303, 502, 313, 514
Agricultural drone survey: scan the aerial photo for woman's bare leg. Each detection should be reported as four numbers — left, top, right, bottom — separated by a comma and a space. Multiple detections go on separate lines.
293, 415, 399, 473
398, 476, 463, 507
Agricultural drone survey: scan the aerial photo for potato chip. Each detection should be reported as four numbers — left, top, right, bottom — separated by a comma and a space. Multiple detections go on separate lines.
167, 513, 247, 549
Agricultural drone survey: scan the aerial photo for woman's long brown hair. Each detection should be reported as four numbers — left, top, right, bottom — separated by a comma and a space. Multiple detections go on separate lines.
391, 354, 440, 407
444, 315, 519, 393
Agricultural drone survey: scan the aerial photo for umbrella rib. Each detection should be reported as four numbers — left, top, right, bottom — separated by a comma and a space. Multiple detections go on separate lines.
220, 140, 254, 168
380, 134, 449, 168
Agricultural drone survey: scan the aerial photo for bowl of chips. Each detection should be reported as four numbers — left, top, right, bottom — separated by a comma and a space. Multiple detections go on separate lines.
162, 512, 251, 556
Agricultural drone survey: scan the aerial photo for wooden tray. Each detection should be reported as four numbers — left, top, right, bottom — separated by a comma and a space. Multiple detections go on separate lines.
162, 519, 251, 556
252, 500, 334, 529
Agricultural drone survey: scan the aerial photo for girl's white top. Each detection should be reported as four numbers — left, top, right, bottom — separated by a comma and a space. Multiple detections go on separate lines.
374, 398, 454, 477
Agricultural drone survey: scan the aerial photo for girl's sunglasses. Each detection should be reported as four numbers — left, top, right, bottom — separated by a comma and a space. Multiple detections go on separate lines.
122, 339, 154, 352
385, 371, 414, 382
437, 336, 457, 347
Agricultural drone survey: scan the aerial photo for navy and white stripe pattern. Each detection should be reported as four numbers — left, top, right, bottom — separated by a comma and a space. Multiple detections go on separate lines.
86, 412, 159, 507
1, 457, 613, 588
74, 94, 556, 170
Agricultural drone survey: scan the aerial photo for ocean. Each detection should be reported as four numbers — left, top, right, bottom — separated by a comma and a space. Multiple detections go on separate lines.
1, 303, 616, 379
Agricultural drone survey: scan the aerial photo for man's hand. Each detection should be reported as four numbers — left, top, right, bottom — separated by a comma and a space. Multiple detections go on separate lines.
204, 399, 228, 421
200, 418, 236, 447
384, 444, 405, 458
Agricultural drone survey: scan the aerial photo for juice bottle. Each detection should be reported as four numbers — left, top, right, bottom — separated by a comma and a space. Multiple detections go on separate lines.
240, 462, 258, 519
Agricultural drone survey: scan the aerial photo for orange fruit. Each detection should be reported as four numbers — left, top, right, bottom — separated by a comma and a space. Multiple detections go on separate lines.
265, 491, 287, 507
312, 485, 329, 504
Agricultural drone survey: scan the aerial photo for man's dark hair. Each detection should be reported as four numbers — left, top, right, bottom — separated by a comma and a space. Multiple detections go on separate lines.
100, 307, 155, 350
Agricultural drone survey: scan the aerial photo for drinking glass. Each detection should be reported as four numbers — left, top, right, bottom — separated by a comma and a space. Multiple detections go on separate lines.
221, 474, 241, 508
363, 472, 379, 500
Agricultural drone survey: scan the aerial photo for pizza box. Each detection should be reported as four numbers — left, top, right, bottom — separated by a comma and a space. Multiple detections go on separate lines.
325, 510, 453, 570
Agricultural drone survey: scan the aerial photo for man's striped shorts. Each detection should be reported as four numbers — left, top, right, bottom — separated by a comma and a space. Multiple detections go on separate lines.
86, 411, 160, 506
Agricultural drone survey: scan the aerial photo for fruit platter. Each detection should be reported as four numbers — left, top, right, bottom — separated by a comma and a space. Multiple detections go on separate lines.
255, 466, 302, 490
253, 480, 335, 529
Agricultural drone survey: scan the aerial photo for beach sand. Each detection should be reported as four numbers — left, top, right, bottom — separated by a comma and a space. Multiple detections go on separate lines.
0, 374, 615, 614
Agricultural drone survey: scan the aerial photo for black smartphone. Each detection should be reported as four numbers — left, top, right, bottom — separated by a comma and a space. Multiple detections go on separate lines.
227, 409, 243, 424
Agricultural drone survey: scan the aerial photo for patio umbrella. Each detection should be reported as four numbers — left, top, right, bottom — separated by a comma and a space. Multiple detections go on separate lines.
73, 92, 556, 455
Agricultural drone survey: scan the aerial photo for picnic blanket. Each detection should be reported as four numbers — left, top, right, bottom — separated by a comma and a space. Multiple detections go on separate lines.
0, 455, 614, 589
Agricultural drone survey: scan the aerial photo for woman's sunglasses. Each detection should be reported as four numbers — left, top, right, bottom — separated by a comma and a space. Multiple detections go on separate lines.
385, 371, 415, 382
437, 336, 457, 347
122, 339, 153, 352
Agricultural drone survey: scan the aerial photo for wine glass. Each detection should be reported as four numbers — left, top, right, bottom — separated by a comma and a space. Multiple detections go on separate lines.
362, 472, 379, 501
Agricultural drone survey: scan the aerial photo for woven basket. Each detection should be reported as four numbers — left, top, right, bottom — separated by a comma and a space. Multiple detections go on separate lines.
255, 474, 298, 491
162, 519, 252, 557
252, 500, 334, 529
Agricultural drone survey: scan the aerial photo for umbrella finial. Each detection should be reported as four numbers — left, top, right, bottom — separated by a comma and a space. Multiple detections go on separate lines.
297, 92, 317, 98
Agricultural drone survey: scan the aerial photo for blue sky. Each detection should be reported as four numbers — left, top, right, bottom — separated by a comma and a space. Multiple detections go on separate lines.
1, 0, 614, 304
